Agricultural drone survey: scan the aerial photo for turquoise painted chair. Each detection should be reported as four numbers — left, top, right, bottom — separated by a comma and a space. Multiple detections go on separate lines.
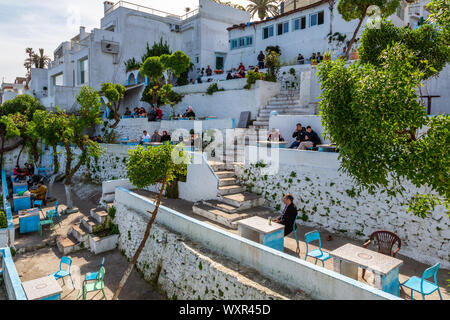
76, 267, 106, 300
33, 200, 43, 210
49, 256, 74, 287
400, 263, 443, 300
85, 257, 105, 281
304, 230, 331, 266
45, 201, 61, 226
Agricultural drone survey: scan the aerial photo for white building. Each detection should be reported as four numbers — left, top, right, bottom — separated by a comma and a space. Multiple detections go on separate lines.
31, 0, 250, 111
225, 0, 409, 70
0, 77, 27, 104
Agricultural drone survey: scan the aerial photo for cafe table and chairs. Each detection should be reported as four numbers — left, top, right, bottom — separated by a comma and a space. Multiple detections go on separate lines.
22, 276, 63, 300
13, 193, 31, 212
329, 243, 403, 296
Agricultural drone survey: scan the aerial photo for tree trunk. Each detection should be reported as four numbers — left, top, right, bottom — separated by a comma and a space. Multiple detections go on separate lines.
345, 12, 366, 60
53, 147, 59, 174
112, 177, 167, 300
16, 144, 25, 166
64, 183, 73, 210
109, 116, 121, 129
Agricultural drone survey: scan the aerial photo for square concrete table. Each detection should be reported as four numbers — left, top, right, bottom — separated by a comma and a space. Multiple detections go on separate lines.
12, 182, 28, 194
18, 208, 41, 234
22, 276, 63, 300
237, 216, 285, 252
13, 195, 31, 212
329, 243, 403, 296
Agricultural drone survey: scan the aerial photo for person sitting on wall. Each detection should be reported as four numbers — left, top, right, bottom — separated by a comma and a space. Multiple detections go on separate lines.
257, 51, 265, 69
289, 123, 307, 149
297, 53, 305, 65
235, 69, 246, 79
206, 65, 213, 76
151, 130, 162, 143
238, 62, 246, 72
156, 106, 163, 121
124, 107, 131, 116
30, 183, 47, 206
183, 106, 196, 119
147, 106, 157, 122
207, 78, 212, 82
13, 165, 26, 182
226, 72, 233, 80
253, 66, 260, 73
161, 130, 171, 143
298, 126, 322, 150
27, 174, 41, 189
26, 163, 35, 176
140, 130, 151, 144
267, 129, 284, 142
273, 193, 298, 236
139, 107, 147, 118
132, 107, 139, 117
309, 52, 316, 63
201, 68, 205, 77
190, 79, 195, 84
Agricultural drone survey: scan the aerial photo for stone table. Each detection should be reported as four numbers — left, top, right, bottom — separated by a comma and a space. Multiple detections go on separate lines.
22, 276, 62, 300
329, 243, 403, 296
237, 216, 285, 252
18, 208, 41, 234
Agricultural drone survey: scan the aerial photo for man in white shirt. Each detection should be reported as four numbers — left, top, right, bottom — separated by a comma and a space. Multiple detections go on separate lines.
140, 130, 151, 144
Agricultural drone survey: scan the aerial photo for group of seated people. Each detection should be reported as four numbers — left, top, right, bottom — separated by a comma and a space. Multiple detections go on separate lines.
309, 52, 323, 63
13, 163, 35, 182
12, 163, 47, 203
227, 63, 247, 80
124, 106, 163, 122
289, 123, 321, 150
139, 130, 171, 144
177, 106, 196, 119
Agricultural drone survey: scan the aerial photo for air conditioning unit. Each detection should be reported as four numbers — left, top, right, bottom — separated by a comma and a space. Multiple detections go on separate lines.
170, 24, 180, 32
101, 40, 120, 54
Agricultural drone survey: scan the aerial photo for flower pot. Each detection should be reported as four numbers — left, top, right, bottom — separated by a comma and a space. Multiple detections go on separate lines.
324, 56, 331, 61
350, 51, 359, 60
311, 60, 318, 65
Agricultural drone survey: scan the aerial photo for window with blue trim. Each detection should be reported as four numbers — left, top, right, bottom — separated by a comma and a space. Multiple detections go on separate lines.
293, 16, 306, 31
263, 25, 274, 39
230, 36, 254, 50
310, 11, 324, 27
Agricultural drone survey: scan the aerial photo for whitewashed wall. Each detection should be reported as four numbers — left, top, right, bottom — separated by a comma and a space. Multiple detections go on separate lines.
237, 148, 450, 269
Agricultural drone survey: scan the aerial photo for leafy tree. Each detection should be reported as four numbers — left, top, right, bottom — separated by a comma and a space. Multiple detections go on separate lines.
159, 84, 183, 118
317, 43, 449, 218
211, 0, 246, 11
32, 48, 51, 69
160, 50, 191, 84
426, 0, 450, 45
246, 0, 280, 20
265, 51, 280, 82
359, 20, 450, 79
101, 83, 126, 129
140, 57, 165, 107
337, 0, 400, 59
124, 57, 141, 72
140, 38, 171, 64
113, 144, 188, 299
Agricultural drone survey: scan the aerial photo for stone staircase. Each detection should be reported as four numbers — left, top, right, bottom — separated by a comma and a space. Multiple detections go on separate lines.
251, 89, 310, 130
56, 205, 113, 255
192, 161, 273, 229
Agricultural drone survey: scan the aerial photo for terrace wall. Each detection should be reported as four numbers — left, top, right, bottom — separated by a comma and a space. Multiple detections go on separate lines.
236, 147, 450, 269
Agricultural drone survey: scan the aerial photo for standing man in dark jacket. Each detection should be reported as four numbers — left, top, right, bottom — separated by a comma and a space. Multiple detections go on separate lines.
298, 126, 322, 150
289, 123, 307, 149
257, 51, 265, 69
273, 194, 298, 236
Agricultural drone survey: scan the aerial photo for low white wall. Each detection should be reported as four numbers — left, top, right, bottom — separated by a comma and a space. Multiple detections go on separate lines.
178, 153, 219, 202
114, 187, 400, 300
238, 148, 450, 269
0, 229, 7, 248
269, 115, 330, 146
173, 78, 247, 94
89, 234, 119, 255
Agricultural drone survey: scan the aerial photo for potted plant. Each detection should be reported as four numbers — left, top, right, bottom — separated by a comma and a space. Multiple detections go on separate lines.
214, 69, 224, 74
311, 59, 318, 65
350, 49, 359, 60
323, 52, 332, 61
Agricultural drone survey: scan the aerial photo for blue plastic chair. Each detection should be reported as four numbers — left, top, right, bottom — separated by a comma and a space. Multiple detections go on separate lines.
142, 139, 150, 143
304, 230, 331, 266
49, 256, 74, 287
85, 257, 105, 281
46, 201, 61, 226
400, 263, 443, 300
33, 200, 43, 210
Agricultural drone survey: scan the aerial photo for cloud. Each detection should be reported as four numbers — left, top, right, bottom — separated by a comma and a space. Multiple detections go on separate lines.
0, 0, 251, 83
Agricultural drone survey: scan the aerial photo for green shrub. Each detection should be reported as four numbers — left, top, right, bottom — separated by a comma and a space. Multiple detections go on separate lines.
0, 210, 7, 229
108, 206, 116, 220
244, 70, 267, 90
206, 83, 224, 95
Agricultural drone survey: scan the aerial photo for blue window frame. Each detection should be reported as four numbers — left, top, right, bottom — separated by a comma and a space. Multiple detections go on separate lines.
310, 11, 324, 27
283, 22, 289, 33
230, 36, 254, 50
263, 25, 274, 39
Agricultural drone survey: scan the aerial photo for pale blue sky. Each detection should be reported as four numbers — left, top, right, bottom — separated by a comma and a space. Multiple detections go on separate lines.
0, 0, 251, 83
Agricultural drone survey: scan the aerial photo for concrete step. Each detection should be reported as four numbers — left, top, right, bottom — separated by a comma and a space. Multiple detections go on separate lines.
253, 121, 269, 127
260, 107, 308, 114
215, 171, 235, 179
268, 100, 301, 106
220, 192, 266, 210
90, 208, 109, 224
192, 203, 254, 229
57, 235, 84, 255
202, 200, 240, 213
102, 192, 115, 203
219, 177, 239, 187
68, 224, 89, 243
81, 216, 103, 234
218, 185, 244, 196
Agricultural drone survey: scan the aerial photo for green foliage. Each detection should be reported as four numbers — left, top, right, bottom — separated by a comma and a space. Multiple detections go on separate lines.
206, 83, 224, 95
244, 70, 267, 89
426, 0, 450, 45
211, 0, 245, 10
101, 83, 125, 104
359, 20, 450, 79
1, 94, 44, 119
124, 57, 141, 72
162, 50, 191, 78
108, 206, 116, 220
0, 210, 7, 229
140, 56, 165, 82
126, 144, 189, 189
317, 43, 450, 217
265, 45, 281, 55
264, 51, 280, 82
141, 38, 171, 63
337, 0, 400, 22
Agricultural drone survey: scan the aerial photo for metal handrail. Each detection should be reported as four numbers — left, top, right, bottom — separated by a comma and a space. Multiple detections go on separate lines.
105, 1, 199, 20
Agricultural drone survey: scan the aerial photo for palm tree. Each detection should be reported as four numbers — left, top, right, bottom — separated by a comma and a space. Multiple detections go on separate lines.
246, 0, 280, 20
33, 48, 51, 69
24, 48, 35, 88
